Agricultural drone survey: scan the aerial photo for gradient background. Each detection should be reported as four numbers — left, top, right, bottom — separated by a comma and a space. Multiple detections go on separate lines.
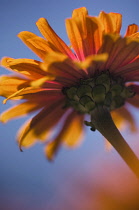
0, 0, 139, 209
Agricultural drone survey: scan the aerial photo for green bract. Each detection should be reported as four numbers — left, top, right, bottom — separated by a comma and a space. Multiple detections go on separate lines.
64, 71, 135, 114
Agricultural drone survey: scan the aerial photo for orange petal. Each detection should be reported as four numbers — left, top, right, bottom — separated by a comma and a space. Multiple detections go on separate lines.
66, 8, 103, 59
18, 31, 52, 60
45, 111, 84, 160
72, 7, 88, 18
17, 99, 65, 149
1, 57, 46, 79
125, 24, 139, 36
36, 18, 75, 60
99, 11, 122, 34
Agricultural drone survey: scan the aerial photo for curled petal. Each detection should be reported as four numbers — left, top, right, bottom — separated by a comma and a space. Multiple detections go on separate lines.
0, 75, 30, 98
0, 74, 62, 102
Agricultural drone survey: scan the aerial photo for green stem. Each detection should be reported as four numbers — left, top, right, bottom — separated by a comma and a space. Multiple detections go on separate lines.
91, 106, 139, 178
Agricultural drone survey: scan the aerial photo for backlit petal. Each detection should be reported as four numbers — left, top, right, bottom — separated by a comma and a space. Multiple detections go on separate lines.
36, 18, 76, 60
99, 11, 122, 33
125, 24, 139, 37
18, 31, 52, 60
66, 8, 103, 59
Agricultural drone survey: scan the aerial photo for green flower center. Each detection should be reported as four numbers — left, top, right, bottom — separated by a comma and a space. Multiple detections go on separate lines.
63, 71, 135, 114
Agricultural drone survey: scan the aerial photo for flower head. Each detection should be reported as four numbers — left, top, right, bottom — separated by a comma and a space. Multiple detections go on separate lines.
0, 7, 139, 176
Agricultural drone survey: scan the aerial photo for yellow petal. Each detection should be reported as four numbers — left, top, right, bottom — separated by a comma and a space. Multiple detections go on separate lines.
111, 106, 137, 132
36, 18, 75, 60
45, 111, 84, 160
3, 88, 25, 104
130, 32, 139, 38
17, 99, 65, 149
74, 53, 108, 69
0, 75, 29, 98
1, 57, 45, 79
63, 114, 84, 147
74, 53, 108, 74
40, 51, 83, 80
0, 102, 41, 123
0, 74, 61, 102
30, 76, 55, 88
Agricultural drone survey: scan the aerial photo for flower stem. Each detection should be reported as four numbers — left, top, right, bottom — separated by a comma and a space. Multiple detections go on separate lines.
91, 106, 139, 178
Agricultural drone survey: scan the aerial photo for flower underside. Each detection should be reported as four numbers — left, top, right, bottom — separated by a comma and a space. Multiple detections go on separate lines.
64, 71, 135, 114
0, 6, 139, 177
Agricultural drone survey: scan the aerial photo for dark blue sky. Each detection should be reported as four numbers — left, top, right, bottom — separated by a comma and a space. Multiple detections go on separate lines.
0, 0, 139, 209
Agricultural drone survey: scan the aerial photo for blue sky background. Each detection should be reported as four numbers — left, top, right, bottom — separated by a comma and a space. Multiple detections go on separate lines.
0, 0, 139, 209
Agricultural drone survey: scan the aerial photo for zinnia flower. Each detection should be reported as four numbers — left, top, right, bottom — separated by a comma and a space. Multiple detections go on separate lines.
0, 7, 139, 177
